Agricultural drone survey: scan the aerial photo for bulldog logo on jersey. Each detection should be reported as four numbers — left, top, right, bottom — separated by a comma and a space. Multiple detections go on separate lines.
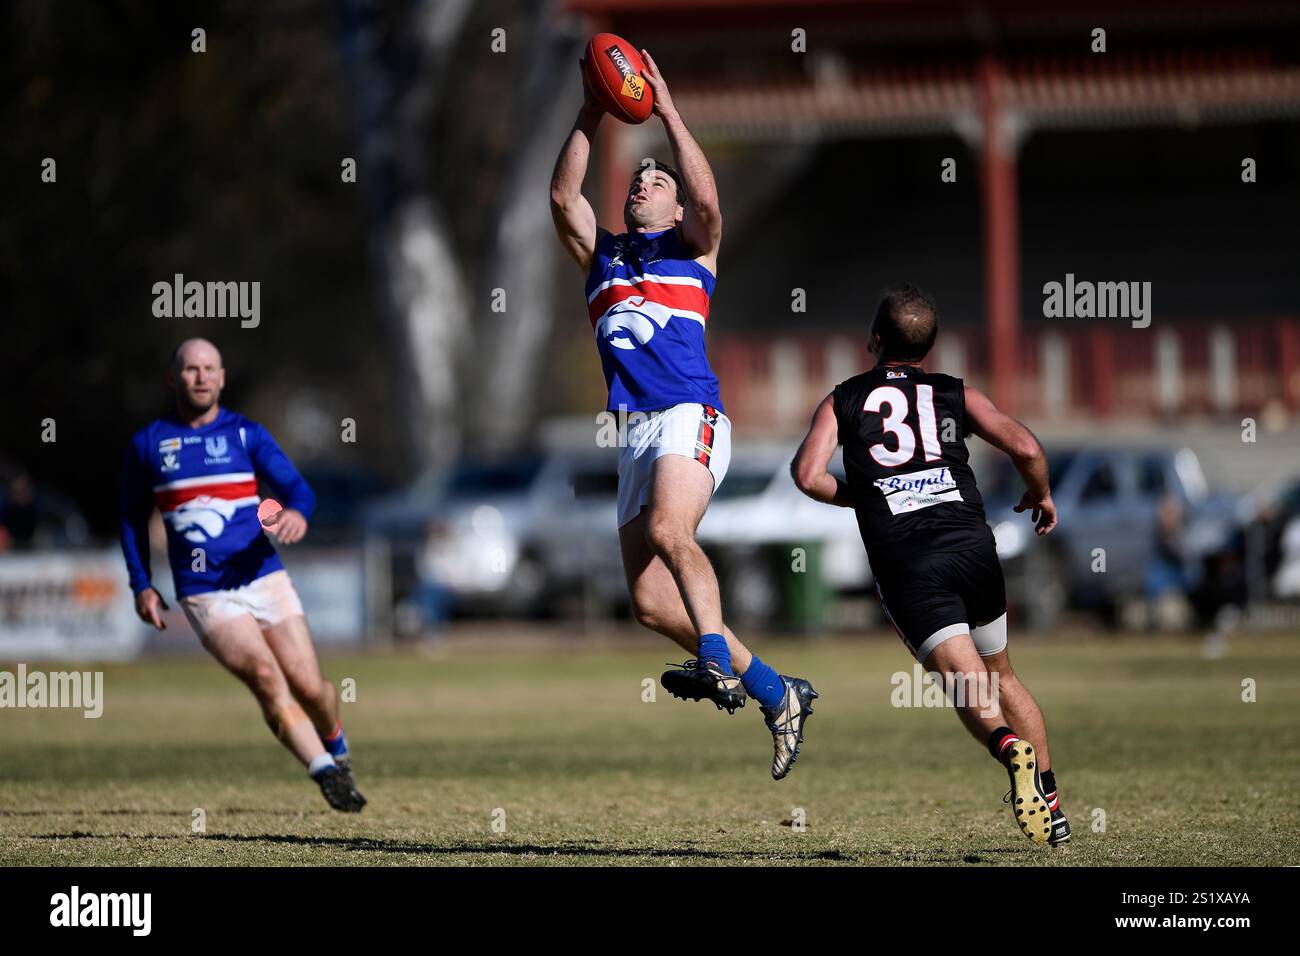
595, 296, 672, 350
170, 496, 238, 543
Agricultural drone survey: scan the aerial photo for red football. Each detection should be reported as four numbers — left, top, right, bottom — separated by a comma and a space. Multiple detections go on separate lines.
582, 33, 653, 124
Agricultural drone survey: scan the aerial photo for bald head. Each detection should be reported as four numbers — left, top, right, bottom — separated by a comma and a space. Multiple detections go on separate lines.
172, 337, 222, 372
168, 337, 225, 417
870, 285, 938, 362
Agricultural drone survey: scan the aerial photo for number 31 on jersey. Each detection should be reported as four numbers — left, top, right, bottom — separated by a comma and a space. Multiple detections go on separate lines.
864, 384, 942, 468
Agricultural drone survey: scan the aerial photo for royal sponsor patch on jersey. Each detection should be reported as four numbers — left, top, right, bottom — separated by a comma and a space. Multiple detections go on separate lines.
873, 465, 963, 515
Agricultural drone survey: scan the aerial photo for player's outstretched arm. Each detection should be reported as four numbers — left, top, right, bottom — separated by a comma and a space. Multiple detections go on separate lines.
249, 425, 315, 545
792, 394, 854, 508
964, 386, 1057, 535
119, 439, 168, 630
550, 63, 607, 271
640, 49, 721, 268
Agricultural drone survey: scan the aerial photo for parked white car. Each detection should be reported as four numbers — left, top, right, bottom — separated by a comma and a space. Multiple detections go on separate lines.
695, 443, 873, 622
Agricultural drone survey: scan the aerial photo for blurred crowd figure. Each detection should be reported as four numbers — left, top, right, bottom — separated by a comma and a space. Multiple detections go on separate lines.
1143, 492, 1249, 632
0, 473, 38, 550
0, 469, 90, 551
1145, 495, 1188, 603
1191, 529, 1249, 632
1255, 478, 1300, 601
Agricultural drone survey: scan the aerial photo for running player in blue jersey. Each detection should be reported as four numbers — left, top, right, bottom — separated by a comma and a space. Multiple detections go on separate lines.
550, 50, 816, 779
119, 338, 365, 812
792, 287, 1070, 845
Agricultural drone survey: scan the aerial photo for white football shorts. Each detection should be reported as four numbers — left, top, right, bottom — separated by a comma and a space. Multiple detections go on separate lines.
616, 402, 732, 528
180, 569, 305, 635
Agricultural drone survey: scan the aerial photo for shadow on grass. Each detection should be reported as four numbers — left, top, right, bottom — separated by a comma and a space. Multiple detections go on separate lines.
873, 846, 1032, 865
0, 808, 307, 817
28, 830, 857, 862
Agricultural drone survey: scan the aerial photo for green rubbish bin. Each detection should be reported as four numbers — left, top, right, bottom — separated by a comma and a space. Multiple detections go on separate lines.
765, 539, 831, 633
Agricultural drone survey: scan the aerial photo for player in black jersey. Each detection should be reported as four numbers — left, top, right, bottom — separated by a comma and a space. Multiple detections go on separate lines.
791, 285, 1070, 847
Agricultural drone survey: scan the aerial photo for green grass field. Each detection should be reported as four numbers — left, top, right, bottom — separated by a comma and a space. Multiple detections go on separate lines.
2, 631, 1297, 866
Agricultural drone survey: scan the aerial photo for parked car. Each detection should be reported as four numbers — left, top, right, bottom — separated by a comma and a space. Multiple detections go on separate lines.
367, 441, 876, 626
366, 449, 622, 619
695, 444, 871, 624
293, 461, 391, 545
979, 445, 1238, 629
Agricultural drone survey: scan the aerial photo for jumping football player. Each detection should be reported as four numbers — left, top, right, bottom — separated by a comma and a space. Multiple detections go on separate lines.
791, 287, 1070, 845
549, 49, 817, 778
119, 338, 365, 812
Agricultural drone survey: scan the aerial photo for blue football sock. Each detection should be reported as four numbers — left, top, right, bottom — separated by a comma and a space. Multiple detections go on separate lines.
321, 723, 349, 759
696, 632, 733, 676
741, 655, 786, 709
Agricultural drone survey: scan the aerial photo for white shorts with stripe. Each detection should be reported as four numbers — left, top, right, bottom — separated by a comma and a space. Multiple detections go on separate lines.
616, 402, 732, 528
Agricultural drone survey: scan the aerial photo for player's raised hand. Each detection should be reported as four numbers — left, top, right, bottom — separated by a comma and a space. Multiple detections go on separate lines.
262, 507, 308, 545
639, 49, 676, 118
134, 587, 169, 631
1014, 491, 1058, 535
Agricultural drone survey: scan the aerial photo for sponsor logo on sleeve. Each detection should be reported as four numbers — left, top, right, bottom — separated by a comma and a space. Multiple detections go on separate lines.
159, 437, 182, 472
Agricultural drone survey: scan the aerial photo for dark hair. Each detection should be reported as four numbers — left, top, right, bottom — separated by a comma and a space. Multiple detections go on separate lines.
630, 158, 685, 205
872, 285, 938, 361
